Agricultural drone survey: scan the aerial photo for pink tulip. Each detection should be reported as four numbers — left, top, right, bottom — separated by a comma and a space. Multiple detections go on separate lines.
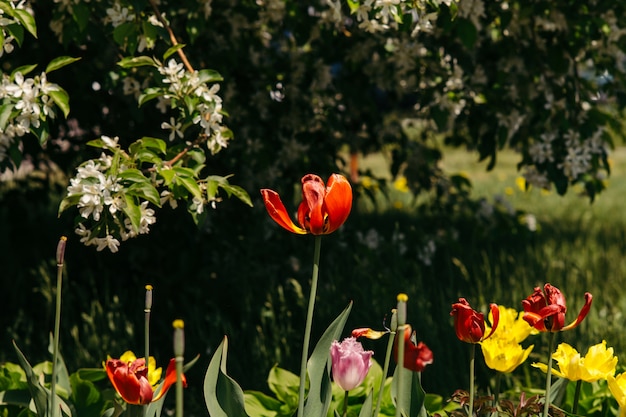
330, 337, 373, 391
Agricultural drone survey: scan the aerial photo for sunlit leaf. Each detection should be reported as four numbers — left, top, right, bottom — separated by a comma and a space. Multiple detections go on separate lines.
46, 56, 81, 73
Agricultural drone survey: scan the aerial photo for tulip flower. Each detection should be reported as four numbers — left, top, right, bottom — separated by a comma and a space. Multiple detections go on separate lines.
261, 173, 352, 235
351, 327, 388, 340
451, 298, 499, 343
393, 325, 433, 372
106, 355, 186, 405
481, 338, 534, 374
532, 341, 617, 382
330, 337, 373, 392
608, 373, 626, 417
521, 283, 592, 332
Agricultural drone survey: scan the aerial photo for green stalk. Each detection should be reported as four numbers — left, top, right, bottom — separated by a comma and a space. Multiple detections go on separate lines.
542, 332, 557, 417
297, 235, 322, 417
144, 285, 152, 417
395, 294, 408, 417
572, 379, 582, 415
395, 325, 406, 417
493, 372, 502, 417
374, 325, 396, 417
173, 320, 185, 417
469, 343, 476, 417
342, 390, 349, 417
51, 236, 67, 417
144, 285, 153, 374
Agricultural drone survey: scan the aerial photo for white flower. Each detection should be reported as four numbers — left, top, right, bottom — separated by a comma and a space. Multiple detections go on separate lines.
161, 117, 184, 141
105, 2, 135, 27
95, 235, 120, 253
159, 59, 185, 84
160, 189, 178, 209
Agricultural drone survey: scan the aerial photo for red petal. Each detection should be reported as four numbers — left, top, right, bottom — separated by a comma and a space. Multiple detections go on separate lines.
562, 292, 593, 331
153, 358, 187, 402
300, 174, 327, 234
483, 304, 500, 340
261, 189, 307, 234
322, 174, 352, 234
106, 359, 153, 405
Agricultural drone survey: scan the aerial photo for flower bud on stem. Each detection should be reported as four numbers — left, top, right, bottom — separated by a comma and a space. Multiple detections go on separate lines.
173, 319, 185, 417
51, 236, 67, 417
395, 294, 408, 417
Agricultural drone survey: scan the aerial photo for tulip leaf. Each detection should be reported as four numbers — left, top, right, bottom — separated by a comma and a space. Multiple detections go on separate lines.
204, 337, 249, 417
12, 340, 48, 416
358, 389, 374, 417
48, 333, 72, 398
304, 302, 353, 417
391, 365, 426, 417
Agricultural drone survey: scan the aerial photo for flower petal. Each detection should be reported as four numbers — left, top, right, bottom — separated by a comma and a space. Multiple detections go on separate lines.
483, 304, 500, 340
322, 174, 352, 234
153, 358, 187, 402
562, 292, 593, 331
300, 174, 327, 235
106, 359, 153, 405
261, 189, 307, 234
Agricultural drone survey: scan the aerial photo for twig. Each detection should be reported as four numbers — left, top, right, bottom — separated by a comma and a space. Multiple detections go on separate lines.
148, 0, 195, 73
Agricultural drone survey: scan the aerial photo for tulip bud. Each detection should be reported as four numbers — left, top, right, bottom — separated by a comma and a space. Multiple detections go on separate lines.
330, 337, 373, 391
56, 236, 67, 266
173, 319, 185, 358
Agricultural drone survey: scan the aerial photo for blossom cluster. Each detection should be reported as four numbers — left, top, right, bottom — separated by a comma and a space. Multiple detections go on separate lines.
0, 70, 62, 163
65, 136, 156, 253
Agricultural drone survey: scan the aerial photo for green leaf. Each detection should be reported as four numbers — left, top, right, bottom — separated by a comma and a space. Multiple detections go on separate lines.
196, 69, 224, 84
0, 389, 31, 408
12, 341, 48, 416
48, 88, 71, 118
11, 64, 38, 78
0, 103, 15, 130
206, 175, 253, 207
391, 365, 426, 417
243, 391, 284, 417
126, 182, 161, 207
74, 368, 106, 382
138, 88, 164, 107
137, 137, 167, 154
70, 372, 103, 417
204, 337, 250, 417
48, 334, 72, 399
267, 366, 299, 407
57, 194, 82, 216
163, 44, 186, 61
121, 193, 141, 233
45, 56, 81, 73
117, 56, 158, 69
303, 302, 353, 417
173, 167, 203, 200
13, 8, 37, 38
357, 389, 374, 417
220, 184, 253, 207
71, 2, 90, 31
5, 23, 24, 47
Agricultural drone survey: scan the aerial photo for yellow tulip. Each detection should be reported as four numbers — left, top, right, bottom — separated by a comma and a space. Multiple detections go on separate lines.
481, 337, 534, 373
608, 373, 626, 417
533, 341, 617, 382
486, 305, 537, 344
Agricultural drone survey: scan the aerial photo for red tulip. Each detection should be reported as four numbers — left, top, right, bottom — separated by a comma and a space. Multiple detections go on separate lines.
261, 173, 352, 235
393, 325, 434, 372
451, 298, 499, 344
522, 283, 592, 332
106, 357, 186, 405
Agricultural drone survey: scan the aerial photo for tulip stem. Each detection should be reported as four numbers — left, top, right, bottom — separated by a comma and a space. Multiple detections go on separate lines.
374, 330, 396, 417
297, 235, 322, 417
50, 237, 66, 417
395, 325, 406, 417
342, 390, 349, 417
469, 343, 476, 417
542, 332, 556, 417
572, 380, 582, 415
